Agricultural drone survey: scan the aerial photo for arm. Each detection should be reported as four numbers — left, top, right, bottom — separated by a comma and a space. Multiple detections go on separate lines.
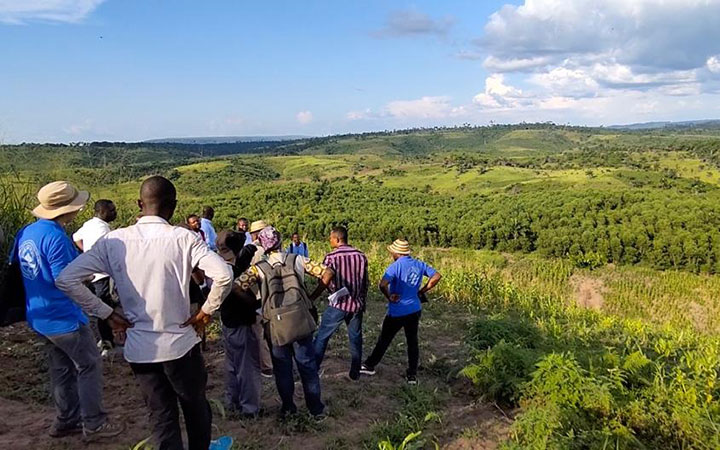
55, 242, 131, 332
379, 264, 399, 303
182, 236, 233, 333
419, 272, 442, 296
309, 267, 333, 301
303, 256, 333, 301
74, 239, 84, 252
378, 278, 399, 303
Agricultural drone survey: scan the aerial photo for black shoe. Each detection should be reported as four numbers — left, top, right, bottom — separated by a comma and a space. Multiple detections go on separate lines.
49, 423, 83, 438
406, 375, 418, 386
360, 364, 375, 376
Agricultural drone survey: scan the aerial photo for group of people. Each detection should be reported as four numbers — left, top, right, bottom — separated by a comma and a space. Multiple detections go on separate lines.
10, 176, 442, 450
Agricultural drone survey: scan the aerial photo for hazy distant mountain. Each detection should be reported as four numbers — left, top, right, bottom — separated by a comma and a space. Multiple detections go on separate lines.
144, 135, 310, 144
610, 119, 720, 130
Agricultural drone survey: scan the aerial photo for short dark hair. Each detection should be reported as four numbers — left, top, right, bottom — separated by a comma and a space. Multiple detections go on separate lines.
331, 226, 348, 243
238, 217, 248, 223
202, 206, 214, 218
186, 214, 199, 221
292, 232, 300, 237
94, 199, 114, 214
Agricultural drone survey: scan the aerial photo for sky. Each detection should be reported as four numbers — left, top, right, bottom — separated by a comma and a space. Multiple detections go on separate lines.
2, 0, 720, 143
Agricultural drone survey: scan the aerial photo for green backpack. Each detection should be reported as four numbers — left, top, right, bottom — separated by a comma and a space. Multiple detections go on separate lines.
256, 253, 317, 346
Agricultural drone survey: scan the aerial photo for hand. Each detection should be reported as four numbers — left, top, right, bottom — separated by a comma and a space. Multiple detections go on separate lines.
181, 309, 212, 336
389, 294, 400, 303
107, 311, 133, 345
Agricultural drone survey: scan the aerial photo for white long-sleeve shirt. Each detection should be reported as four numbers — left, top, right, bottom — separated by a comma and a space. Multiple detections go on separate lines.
56, 216, 232, 363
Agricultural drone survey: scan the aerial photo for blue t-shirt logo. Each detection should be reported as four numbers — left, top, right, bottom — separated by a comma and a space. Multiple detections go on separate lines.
19, 240, 41, 280
407, 269, 421, 286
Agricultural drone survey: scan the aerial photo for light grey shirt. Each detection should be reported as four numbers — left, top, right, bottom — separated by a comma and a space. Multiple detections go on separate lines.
56, 215, 233, 363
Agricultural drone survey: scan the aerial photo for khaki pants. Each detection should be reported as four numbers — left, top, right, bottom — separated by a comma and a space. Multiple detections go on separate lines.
253, 316, 272, 372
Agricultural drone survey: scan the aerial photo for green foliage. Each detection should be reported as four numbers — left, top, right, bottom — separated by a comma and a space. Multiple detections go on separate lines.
451, 271, 720, 449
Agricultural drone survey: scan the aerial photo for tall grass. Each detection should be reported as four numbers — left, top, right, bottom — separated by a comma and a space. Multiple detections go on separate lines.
448, 271, 720, 449
0, 175, 34, 269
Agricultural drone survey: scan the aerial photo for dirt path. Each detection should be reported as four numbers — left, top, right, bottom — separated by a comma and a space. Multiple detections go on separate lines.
0, 298, 508, 449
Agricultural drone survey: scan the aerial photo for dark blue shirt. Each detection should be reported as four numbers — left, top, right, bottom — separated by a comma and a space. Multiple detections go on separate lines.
382, 256, 437, 317
14, 219, 87, 336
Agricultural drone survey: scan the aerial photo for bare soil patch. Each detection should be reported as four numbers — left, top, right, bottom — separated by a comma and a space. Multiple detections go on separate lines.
0, 299, 507, 449
571, 275, 606, 310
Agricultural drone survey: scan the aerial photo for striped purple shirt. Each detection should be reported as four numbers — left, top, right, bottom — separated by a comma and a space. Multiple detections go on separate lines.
323, 245, 369, 313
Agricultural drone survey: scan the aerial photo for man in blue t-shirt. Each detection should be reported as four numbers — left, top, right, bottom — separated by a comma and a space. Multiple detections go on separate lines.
361, 239, 441, 385
287, 232, 309, 257
13, 181, 126, 441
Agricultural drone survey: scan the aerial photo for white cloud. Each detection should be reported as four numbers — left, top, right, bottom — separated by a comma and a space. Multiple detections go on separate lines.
473, 74, 529, 109
530, 67, 599, 98
347, 96, 469, 121
707, 56, 720, 74
385, 96, 456, 119
346, 109, 376, 120
373, 9, 454, 38
0, 0, 105, 24
483, 55, 551, 72
455, 0, 720, 121
482, 0, 720, 72
296, 110, 313, 124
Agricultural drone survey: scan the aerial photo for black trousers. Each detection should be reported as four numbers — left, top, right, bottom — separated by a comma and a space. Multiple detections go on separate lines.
130, 345, 212, 450
365, 311, 421, 377
89, 278, 115, 345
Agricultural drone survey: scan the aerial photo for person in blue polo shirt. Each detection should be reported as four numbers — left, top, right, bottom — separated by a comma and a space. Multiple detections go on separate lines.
360, 239, 441, 385
13, 181, 126, 442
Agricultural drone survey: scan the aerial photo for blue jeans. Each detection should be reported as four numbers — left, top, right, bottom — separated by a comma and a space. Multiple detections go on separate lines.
270, 335, 325, 416
44, 324, 107, 431
313, 306, 363, 379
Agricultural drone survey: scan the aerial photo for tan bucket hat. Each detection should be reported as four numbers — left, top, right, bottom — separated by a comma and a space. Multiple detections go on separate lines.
387, 239, 412, 255
249, 220, 269, 233
32, 181, 89, 220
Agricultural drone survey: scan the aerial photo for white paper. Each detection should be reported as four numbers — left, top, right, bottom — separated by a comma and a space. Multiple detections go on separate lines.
328, 286, 350, 303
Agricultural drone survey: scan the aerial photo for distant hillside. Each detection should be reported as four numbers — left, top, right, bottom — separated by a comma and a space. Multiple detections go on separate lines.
144, 135, 309, 144
610, 119, 720, 130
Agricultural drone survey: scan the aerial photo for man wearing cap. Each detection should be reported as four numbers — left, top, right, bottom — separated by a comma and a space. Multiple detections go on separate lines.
216, 230, 263, 418
57, 176, 233, 450
248, 219, 273, 377
13, 181, 126, 441
361, 239, 442, 385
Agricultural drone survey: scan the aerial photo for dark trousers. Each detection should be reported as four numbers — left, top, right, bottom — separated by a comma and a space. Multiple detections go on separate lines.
88, 277, 115, 345
313, 306, 363, 379
130, 345, 211, 450
45, 324, 106, 431
271, 335, 325, 416
222, 325, 261, 415
365, 311, 421, 377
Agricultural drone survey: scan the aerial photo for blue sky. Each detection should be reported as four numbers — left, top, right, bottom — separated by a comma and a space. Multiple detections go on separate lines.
2, 0, 720, 143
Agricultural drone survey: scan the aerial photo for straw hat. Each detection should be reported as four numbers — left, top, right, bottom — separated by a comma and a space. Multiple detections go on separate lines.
387, 239, 412, 255
32, 181, 89, 220
249, 220, 269, 233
